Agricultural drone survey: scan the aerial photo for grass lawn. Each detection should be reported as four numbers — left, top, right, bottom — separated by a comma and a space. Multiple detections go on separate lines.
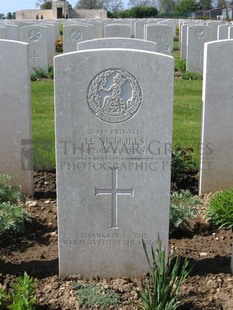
31, 61, 203, 170
31, 80, 55, 170
173, 79, 202, 163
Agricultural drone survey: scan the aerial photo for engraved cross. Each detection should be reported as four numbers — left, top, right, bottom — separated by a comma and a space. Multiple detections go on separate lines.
95, 168, 134, 229
196, 49, 203, 69
31, 50, 39, 68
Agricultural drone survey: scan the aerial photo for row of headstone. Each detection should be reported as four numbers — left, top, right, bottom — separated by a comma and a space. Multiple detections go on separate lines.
179, 20, 233, 73
1, 28, 233, 276
0, 19, 176, 60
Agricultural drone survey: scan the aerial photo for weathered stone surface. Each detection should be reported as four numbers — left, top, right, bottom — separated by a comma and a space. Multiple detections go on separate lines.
0, 40, 33, 195
55, 48, 173, 277
199, 39, 233, 194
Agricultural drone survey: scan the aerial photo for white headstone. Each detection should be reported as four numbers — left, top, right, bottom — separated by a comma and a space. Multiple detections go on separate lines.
5, 24, 19, 41
63, 24, 94, 53
77, 38, 157, 52
41, 23, 56, 66
21, 25, 48, 73
0, 40, 33, 195
55, 48, 174, 277
0, 26, 6, 39
145, 24, 173, 55
159, 19, 176, 37
199, 39, 233, 194
217, 24, 231, 40
186, 25, 215, 73
104, 24, 131, 38
134, 21, 149, 39
180, 23, 196, 59
228, 26, 233, 39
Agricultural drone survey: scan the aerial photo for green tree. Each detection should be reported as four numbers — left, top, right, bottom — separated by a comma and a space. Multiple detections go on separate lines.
36, 0, 52, 9
216, 0, 227, 7
174, 0, 197, 16
102, 0, 124, 11
0, 13, 5, 19
128, 0, 157, 7
158, 0, 176, 14
131, 5, 158, 16
196, 0, 212, 10
75, 0, 103, 9
6, 12, 13, 19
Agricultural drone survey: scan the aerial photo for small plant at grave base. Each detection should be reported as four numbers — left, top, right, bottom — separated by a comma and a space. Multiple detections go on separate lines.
138, 238, 190, 310
0, 202, 29, 237
0, 175, 25, 204
59, 23, 63, 36
171, 145, 197, 188
0, 174, 28, 238
182, 71, 202, 80
170, 190, 202, 234
30, 68, 48, 81
55, 37, 63, 53
48, 66, 54, 79
175, 58, 186, 73
8, 272, 37, 310
207, 188, 233, 230
72, 282, 120, 309
0, 277, 10, 310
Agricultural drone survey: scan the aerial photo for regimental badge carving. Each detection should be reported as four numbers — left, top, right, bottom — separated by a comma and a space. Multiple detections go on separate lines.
28, 29, 41, 42
70, 29, 82, 42
87, 68, 142, 123
194, 28, 207, 40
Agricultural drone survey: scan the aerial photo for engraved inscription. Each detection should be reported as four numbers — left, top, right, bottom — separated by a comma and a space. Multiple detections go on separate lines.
95, 167, 134, 228
30, 50, 39, 68
28, 29, 41, 42
87, 68, 142, 123
194, 28, 207, 40
70, 29, 82, 42
195, 50, 204, 69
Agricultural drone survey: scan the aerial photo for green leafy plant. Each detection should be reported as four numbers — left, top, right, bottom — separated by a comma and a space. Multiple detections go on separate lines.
30, 68, 48, 81
0, 175, 29, 237
170, 190, 201, 234
175, 59, 186, 73
139, 238, 190, 310
182, 71, 202, 80
0, 175, 25, 204
72, 282, 120, 309
0, 282, 9, 309
8, 272, 37, 310
207, 188, 233, 230
48, 66, 54, 79
0, 202, 29, 237
171, 145, 197, 187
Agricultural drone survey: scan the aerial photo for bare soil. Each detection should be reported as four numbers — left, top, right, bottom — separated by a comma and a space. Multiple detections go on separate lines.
0, 171, 232, 309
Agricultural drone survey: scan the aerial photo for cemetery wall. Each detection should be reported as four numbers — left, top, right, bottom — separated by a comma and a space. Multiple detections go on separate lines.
16, 9, 107, 20
16, 10, 53, 20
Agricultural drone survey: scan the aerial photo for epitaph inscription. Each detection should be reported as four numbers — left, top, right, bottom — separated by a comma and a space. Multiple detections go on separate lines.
87, 69, 142, 123
28, 29, 41, 42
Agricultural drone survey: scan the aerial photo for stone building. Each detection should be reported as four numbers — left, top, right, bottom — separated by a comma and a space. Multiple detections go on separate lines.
16, 0, 107, 20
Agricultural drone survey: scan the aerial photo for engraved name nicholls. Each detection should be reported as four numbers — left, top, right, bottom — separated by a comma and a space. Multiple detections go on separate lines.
87, 68, 142, 123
